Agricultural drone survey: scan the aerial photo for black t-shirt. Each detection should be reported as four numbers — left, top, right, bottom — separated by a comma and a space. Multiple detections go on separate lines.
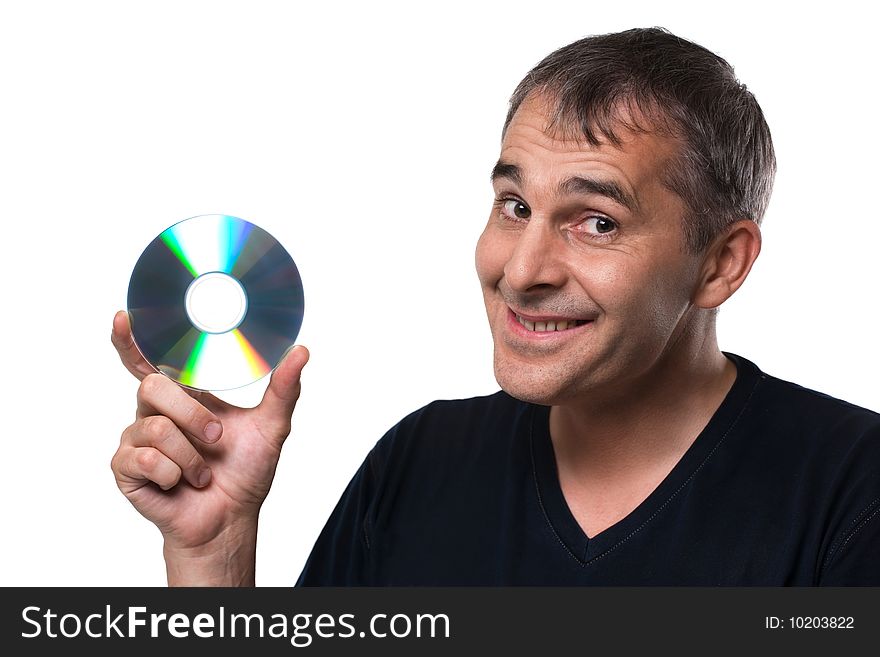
295, 353, 880, 585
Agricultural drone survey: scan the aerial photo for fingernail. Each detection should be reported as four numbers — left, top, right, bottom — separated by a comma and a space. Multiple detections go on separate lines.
198, 468, 212, 487
204, 421, 222, 442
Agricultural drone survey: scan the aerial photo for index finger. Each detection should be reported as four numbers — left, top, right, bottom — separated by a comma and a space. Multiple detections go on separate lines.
137, 374, 223, 445
111, 310, 156, 381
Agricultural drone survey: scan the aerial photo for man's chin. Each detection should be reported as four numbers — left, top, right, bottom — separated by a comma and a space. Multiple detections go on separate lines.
493, 362, 572, 406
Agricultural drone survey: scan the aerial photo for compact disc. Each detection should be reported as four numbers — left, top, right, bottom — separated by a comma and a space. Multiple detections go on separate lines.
127, 214, 304, 391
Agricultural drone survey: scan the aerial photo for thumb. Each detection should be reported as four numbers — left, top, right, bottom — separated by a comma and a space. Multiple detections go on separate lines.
257, 345, 310, 436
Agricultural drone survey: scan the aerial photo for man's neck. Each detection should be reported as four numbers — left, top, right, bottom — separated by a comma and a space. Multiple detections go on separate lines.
546, 331, 737, 539
548, 339, 736, 484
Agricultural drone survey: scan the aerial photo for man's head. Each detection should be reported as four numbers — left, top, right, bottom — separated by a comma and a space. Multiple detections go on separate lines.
475, 28, 772, 405
502, 27, 776, 253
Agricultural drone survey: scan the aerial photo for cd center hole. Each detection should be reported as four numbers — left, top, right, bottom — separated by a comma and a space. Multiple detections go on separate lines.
184, 272, 247, 334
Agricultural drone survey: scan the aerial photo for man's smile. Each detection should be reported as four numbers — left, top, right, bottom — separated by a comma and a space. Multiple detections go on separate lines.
505, 307, 595, 340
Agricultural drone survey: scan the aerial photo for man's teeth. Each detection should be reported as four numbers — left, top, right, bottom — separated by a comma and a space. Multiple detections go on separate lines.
516, 315, 587, 332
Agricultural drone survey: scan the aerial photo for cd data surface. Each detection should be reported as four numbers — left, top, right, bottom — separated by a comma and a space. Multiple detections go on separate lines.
127, 214, 304, 391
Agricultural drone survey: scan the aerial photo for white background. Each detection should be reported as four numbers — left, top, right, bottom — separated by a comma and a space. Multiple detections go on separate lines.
1, 0, 877, 586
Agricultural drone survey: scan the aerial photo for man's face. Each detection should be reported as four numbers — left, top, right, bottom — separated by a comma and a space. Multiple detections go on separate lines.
475, 94, 707, 406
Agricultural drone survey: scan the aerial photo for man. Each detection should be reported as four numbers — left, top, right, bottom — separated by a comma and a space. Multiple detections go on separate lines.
111, 27, 880, 585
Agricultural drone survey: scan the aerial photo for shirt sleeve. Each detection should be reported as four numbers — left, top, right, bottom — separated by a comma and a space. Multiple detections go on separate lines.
818, 498, 880, 586
294, 447, 381, 587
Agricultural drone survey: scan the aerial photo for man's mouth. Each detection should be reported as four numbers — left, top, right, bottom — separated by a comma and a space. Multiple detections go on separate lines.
509, 308, 594, 333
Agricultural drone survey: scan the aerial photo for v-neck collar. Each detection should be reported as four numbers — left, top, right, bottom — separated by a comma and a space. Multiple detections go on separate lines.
529, 352, 764, 565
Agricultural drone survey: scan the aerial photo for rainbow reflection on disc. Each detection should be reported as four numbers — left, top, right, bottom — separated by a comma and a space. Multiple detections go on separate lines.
127, 214, 304, 391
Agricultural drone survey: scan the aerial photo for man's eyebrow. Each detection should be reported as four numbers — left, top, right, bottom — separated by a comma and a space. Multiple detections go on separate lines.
490, 160, 639, 213
558, 176, 639, 213
490, 161, 524, 188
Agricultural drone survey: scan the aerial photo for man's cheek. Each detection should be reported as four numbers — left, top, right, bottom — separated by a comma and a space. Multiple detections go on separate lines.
576, 260, 628, 309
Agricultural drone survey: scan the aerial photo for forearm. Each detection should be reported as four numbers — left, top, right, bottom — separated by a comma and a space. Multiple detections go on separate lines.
163, 519, 259, 586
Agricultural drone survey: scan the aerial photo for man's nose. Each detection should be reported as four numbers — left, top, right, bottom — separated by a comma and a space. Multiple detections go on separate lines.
502, 218, 567, 293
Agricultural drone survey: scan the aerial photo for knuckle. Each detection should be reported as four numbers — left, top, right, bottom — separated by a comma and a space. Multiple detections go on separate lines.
277, 419, 292, 437
184, 450, 204, 472
139, 372, 166, 401
142, 415, 174, 443
120, 421, 142, 448
135, 448, 160, 472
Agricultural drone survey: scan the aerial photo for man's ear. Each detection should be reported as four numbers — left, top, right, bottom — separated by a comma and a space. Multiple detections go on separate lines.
693, 219, 762, 309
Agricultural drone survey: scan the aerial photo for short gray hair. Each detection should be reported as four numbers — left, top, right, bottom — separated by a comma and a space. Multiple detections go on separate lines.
502, 27, 776, 253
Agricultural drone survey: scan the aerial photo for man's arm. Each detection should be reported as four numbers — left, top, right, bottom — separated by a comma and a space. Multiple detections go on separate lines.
817, 499, 880, 586
296, 445, 381, 586
110, 311, 309, 586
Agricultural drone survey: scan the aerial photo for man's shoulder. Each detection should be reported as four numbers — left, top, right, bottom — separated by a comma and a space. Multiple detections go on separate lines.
738, 353, 880, 427
729, 352, 880, 467
388, 388, 529, 436
410, 389, 528, 426
369, 390, 531, 464
730, 355, 880, 583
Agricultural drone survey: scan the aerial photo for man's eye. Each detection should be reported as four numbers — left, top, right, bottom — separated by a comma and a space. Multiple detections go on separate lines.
501, 199, 531, 220
582, 216, 617, 236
